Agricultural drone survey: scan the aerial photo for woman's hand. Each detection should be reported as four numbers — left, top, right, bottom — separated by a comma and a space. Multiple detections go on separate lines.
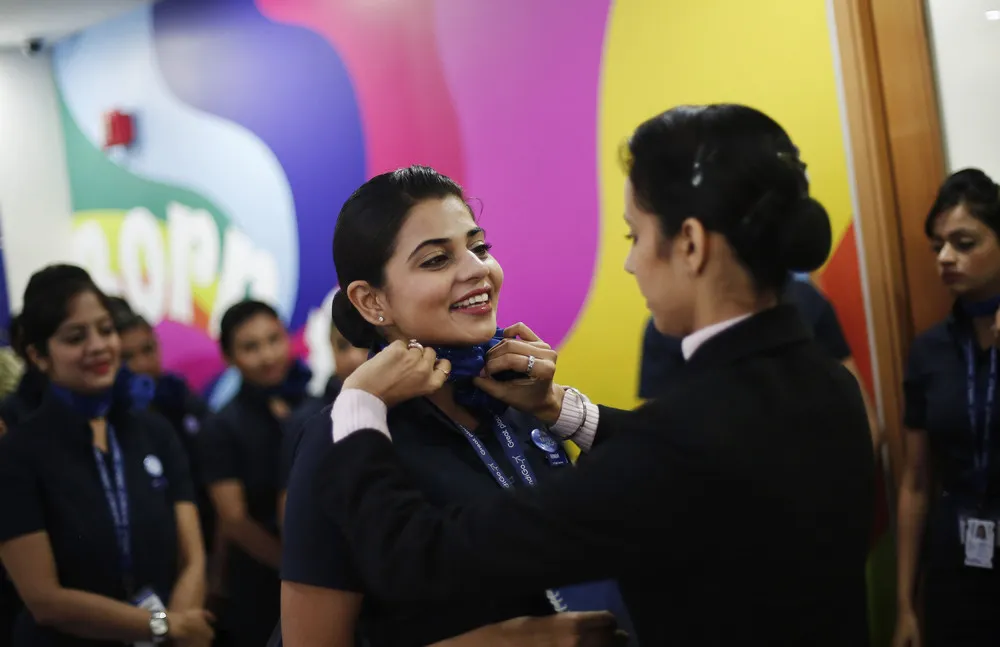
472, 323, 566, 423
342, 340, 452, 408
891, 609, 920, 647
167, 608, 215, 646
456, 612, 628, 647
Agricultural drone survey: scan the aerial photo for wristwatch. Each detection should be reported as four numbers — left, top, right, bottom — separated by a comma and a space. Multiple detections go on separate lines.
149, 610, 169, 644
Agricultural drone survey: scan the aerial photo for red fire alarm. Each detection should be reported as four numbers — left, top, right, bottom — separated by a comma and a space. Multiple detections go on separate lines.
104, 110, 135, 149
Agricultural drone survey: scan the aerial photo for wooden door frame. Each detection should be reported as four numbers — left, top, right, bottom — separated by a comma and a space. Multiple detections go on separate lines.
830, 0, 948, 487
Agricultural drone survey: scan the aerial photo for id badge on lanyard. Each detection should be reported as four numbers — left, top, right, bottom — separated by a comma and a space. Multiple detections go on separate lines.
93, 426, 135, 594
963, 342, 998, 569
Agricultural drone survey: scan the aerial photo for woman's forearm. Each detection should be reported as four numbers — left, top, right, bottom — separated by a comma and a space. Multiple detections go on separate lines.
896, 483, 928, 612
33, 587, 152, 642
168, 556, 206, 611
223, 518, 282, 570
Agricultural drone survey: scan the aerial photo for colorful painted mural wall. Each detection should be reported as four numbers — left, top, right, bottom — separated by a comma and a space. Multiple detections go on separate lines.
53, 0, 872, 410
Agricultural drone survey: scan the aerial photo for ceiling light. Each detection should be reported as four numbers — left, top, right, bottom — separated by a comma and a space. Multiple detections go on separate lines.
987, 10, 1000, 20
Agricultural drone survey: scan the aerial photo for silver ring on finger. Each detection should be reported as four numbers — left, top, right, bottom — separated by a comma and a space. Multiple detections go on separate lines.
526, 355, 536, 376
407, 339, 423, 350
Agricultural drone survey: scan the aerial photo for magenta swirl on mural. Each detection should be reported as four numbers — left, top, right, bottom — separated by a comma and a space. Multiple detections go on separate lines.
429, 0, 608, 347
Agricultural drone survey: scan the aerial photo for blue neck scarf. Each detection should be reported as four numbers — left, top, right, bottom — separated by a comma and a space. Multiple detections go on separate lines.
961, 295, 1000, 319
372, 328, 507, 413
50, 367, 155, 420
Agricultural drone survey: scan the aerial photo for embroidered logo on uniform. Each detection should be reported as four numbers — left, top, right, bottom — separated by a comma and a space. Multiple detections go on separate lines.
143, 455, 164, 478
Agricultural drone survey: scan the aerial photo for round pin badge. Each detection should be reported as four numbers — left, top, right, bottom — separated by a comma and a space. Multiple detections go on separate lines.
143, 455, 164, 478
530, 428, 558, 453
183, 414, 201, 435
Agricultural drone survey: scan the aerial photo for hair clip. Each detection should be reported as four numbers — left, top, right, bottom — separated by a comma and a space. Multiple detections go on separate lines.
691, 144, 706, 187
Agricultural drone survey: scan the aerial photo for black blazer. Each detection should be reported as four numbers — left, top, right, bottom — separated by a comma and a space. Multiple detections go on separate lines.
317, 305, 875, 646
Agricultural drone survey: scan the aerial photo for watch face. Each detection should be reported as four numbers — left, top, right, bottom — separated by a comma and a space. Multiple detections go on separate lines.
150, 617, 168, 636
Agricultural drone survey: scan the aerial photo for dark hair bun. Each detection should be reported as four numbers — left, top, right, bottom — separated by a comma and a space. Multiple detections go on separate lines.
330, 289, 379, 349
775, 197, 832, 273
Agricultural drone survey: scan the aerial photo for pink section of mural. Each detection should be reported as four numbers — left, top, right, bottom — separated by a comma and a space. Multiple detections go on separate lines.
255, 0, 466, 183
431, 0, 609, 343
155, 320, 225, 391
256, 0, 608, 345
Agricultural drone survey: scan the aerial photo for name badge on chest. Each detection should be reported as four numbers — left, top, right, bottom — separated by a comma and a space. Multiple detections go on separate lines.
531, 428, 568, 467
963, 518, 996, 569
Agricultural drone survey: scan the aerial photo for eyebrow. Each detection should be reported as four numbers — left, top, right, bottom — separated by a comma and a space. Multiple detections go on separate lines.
407, 227, 485, 261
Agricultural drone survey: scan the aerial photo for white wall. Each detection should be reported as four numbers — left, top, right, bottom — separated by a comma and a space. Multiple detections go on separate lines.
926, 0, 1000, 180
0, 50, 74, 312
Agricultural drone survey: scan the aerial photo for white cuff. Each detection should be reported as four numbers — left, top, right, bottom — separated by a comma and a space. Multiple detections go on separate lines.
331, 389, 390, 442
551, 388, 599, 453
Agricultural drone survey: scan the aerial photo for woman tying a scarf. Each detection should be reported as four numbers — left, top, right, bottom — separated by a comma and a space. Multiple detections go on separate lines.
279, 166, 633, 647
196, 300, 319, 647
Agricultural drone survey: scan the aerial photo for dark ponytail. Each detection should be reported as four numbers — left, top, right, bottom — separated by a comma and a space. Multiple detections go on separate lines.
624, 104, 832, 293
330, 289, 380, 349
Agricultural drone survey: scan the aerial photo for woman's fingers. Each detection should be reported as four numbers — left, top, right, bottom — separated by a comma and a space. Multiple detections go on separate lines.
489, 338, 556, 362
502, 322, 545, 344
483, 352, 555, 380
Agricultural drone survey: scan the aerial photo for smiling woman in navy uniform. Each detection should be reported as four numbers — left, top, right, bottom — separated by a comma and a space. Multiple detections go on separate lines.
0, 264, 213, 646
895, 169, 1000, 647
280, 166, 631, 647
197, 300, 319, 647
313, 105, 875, 646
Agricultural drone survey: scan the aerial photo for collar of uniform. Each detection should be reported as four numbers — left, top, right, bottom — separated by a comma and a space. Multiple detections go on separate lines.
681, 314, 753, 360
38, 387, 127, 448
685, 305, 812, 369
390, 397, 488, 443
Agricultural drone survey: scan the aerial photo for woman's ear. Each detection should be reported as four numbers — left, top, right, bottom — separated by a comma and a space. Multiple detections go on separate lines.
346, 280, 389, 327
678, 217, 709, 274
25, 345, 49, 375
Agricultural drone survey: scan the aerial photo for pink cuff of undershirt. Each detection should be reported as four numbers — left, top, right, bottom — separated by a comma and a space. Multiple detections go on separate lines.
331, 389, 391, 442
550, 389, 599, 453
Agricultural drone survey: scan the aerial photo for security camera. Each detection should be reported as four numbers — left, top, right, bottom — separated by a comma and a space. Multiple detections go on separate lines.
21, 38, 45, 57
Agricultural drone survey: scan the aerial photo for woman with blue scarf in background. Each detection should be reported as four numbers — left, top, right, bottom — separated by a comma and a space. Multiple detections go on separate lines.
279, 166, 631, 647
896, 169, 1000, 646
197, 300, 320, 647
0, 264, 213, 646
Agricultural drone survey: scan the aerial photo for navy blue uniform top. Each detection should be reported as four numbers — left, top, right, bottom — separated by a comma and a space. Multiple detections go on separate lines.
904, 307, 1000, 575
197, 386, 321, 644
639, 278, 851, 398
281, 399, 563, 646
279, 376, 342, 492
0, 389, 194, 647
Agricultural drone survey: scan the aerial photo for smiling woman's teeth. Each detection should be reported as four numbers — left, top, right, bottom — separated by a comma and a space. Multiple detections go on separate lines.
451, 293, 490, 309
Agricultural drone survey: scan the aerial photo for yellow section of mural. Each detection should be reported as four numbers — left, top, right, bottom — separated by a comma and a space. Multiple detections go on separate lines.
556, 0, 853, 409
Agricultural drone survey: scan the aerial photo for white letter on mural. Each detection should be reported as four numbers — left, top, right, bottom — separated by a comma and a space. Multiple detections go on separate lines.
118, 207, 167, 323
71, 220, 120, 295
209, 228, 280, 336
166, 202, 220, 325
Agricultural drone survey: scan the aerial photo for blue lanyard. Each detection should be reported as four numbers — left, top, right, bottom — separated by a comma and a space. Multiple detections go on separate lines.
92, 426, 133, 594
965, 342, 997, 499
456, 414, 539, 490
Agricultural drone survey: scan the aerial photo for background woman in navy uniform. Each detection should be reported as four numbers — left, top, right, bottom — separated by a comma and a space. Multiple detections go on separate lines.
280, 166, 630, 647
197, 300, 319, 647
314, 105, 874, 646
0, 264, 214, 646
115, 312, 215, 549
895, 169, 1000, 646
